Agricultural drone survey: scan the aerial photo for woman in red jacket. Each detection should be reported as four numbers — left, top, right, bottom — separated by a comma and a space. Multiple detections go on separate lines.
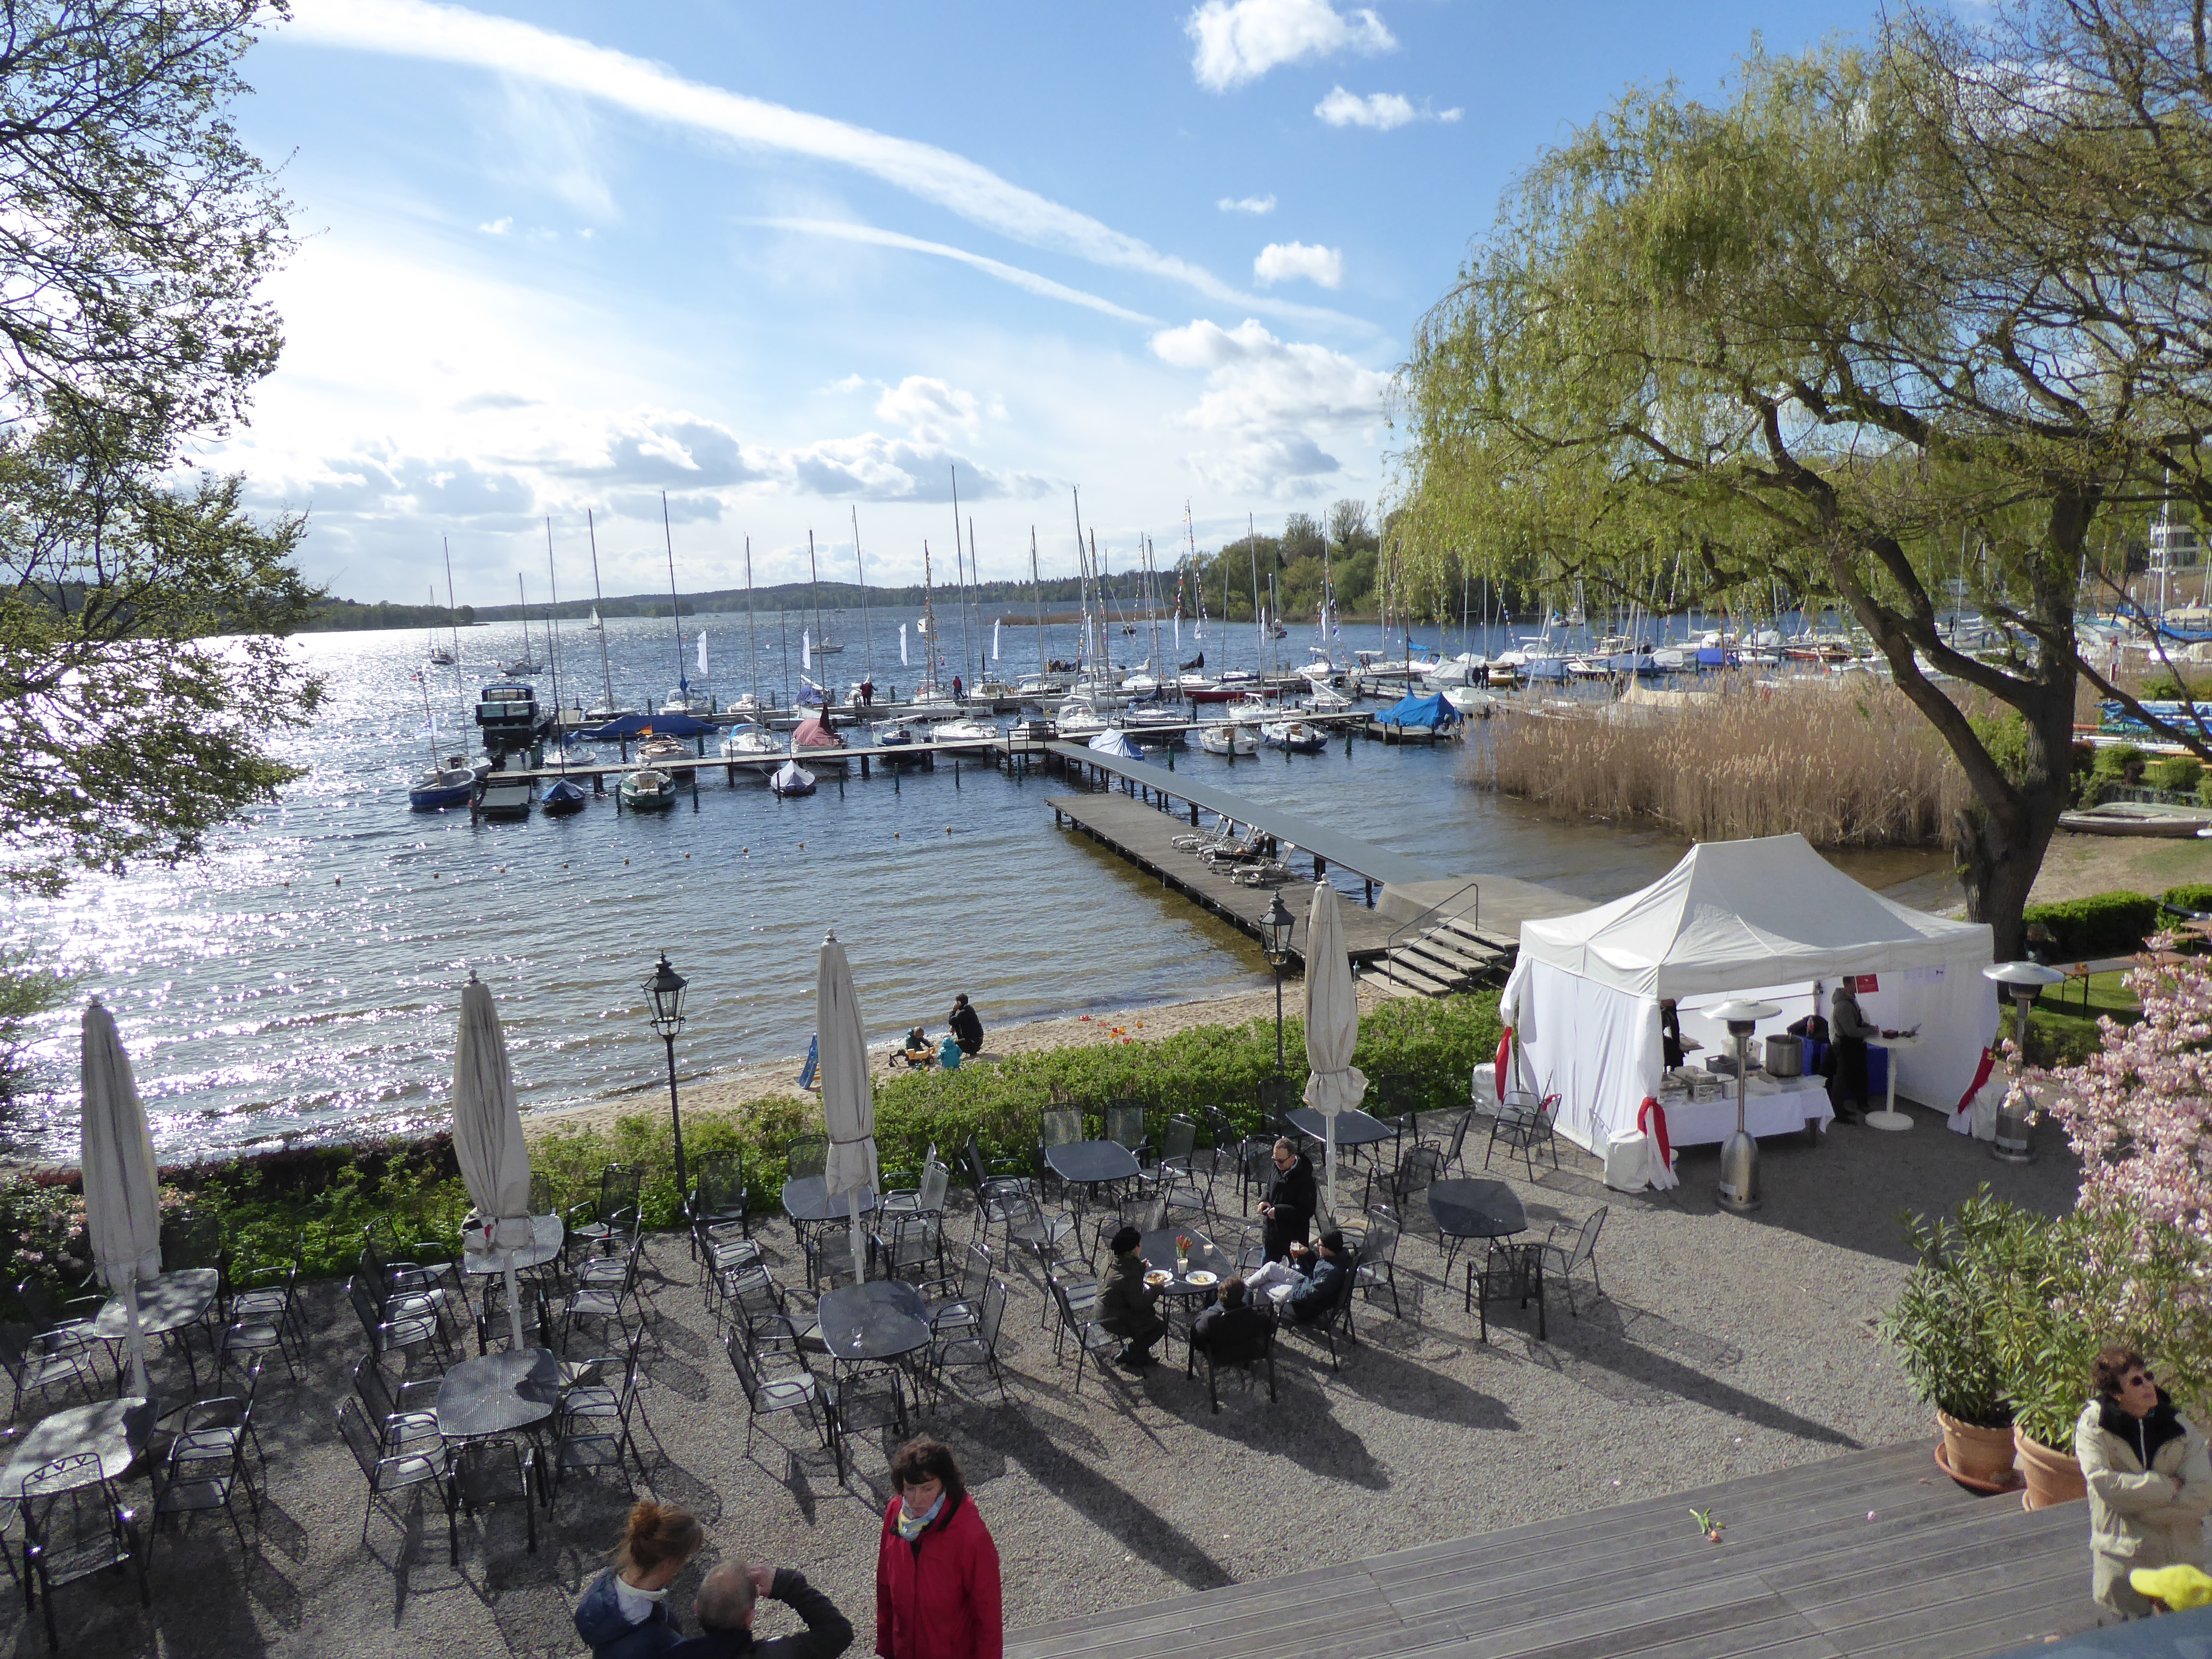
875, 1438, 1002, 1659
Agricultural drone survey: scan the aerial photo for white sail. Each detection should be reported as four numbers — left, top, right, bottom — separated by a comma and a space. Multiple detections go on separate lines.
588, 607, 602, 631
697, 629, 709, 677
802, 629, 812, 671
900, 624, 909, 666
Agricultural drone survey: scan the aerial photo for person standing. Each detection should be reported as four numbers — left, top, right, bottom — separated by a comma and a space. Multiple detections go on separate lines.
875, 1438, 1002, 1659
947, 995, 984, 1057
2076, 1348, 2212, 1621
1096, 1224, 1166, 1371
1258, 1138, 1316, 1262
666, 1559, 853, 1659
575, 1500, 707, 1658
1828, 979, 1876, 1125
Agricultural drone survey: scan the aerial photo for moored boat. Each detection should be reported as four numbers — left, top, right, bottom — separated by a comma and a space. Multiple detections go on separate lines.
408, 765, 477, 811
769, 759, 817, 797
542, 777, 588, 816
619, 769, 678, 811
1198, 722, 1258, 756
1261, 719, 1326, 754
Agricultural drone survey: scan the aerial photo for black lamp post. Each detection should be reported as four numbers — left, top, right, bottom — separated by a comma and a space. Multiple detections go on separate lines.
1261, 893, 1296, 1080
645, 952, 690, 1203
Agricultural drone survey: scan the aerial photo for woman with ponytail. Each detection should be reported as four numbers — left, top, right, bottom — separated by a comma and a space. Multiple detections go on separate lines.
575, 1500, 708, 1658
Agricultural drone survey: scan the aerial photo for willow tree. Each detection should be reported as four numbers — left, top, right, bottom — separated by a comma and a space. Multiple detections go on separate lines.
1395, 5, 2212, 956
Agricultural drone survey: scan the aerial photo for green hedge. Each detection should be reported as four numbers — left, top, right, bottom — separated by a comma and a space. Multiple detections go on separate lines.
2, 993, 1504, 1294
2164, 884, 2212, 916
2151, 756, 2205, 795
2021, 890, 2163, 959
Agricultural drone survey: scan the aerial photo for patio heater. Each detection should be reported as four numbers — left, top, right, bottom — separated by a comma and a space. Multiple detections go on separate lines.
1982, 961, 2065, 1165
1709, 998, 1779, 1214
1262, 892, 1296, 1080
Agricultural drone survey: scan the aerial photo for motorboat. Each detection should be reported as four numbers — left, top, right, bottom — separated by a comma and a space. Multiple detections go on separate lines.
1122, 708, 1186, 746
726, 692, 777, 718
473, 776, 532, 821
1303, 686, 1354, 715
720, 723, 782, 763
1441, 684, 1498, 717
499, 656, 543, 676
619, 769, 678, 811
1423, 652, 1487, 688
932, 717, 1000, 750
427, 646, 455, 667
1261, 719, 1327, 755
874, 722, 917, 747
408, 765, 477, 811
769, 759, 817, 797
660, 689, 711, 716
636, 736, 692, 764
474, 683, 543, 760
1198, 722, 1258, 756
542, 777, 589, 816
1054, 696, 1110, 739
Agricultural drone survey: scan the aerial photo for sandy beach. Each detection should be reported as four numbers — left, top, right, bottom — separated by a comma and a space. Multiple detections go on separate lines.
521, 979, 1401, 1141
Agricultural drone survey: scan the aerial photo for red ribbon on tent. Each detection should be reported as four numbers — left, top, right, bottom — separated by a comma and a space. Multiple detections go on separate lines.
1636, 1096, 1673, 1171
1954, 1046, 1997, 1117
1495, 1030, 1513, 1102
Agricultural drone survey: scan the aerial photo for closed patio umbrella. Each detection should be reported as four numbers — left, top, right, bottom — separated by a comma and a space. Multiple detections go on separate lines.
816, 933, 879, 1281
452, 973, 534, 1351
80, 998, 162, 1399
1303, 881, 1367, 1220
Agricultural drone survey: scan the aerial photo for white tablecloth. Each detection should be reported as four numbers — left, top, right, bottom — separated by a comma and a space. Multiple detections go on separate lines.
1657, 1078, 1833, 1146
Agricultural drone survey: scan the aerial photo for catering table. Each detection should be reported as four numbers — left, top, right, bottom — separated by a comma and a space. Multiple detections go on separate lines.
1656, 1078, 1834, 1145
459, 1214, 565, 1275
815, 1281, 929, 1435
1866, 1034, 1921, 1132
92, 1267, 220, 1391
436, 1346, 561, 1441
0, 1398, 154, 1498
1286, 1107, 1394, 1151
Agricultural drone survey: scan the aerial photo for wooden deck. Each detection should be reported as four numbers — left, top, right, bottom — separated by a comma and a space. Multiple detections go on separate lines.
1009, 1443, 2097, 1659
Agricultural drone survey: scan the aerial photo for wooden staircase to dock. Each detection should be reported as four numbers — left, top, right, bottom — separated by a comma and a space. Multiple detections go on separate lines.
1370, 913, 1517, 998
1007, 1442, 2097, 1659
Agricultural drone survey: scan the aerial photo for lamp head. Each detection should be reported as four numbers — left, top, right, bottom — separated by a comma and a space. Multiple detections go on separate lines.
1709, 997, 1781, 1036
1984, 958, 2065, 1007
646, 952, 688, 1036
1262, 894, 1295, 963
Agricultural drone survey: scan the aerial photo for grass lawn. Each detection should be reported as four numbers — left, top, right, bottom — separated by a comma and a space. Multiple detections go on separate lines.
2027, 968, 2142, 1064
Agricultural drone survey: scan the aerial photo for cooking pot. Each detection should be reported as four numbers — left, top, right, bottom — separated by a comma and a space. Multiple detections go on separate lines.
1765, 1033, 1806, 1078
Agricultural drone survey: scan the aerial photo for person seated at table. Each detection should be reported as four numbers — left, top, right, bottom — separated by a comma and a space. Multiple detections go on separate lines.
888, 1027, 936, 1070
1190, 1276, 1274, 1354
1096, 1223, 1165, 1371
1257, 1138, 1316, 1262
665, 1558, 853, 1659
1240, 1232, 1353, 1326
948, 993, 985, 1056
575, 1499, 707, 1659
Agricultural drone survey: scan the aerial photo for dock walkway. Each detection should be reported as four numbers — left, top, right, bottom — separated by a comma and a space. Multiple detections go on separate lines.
1008, 1442, 2096, 1659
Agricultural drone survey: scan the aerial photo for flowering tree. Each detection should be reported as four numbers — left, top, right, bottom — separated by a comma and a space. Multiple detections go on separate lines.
2034, 943, 2212, 1408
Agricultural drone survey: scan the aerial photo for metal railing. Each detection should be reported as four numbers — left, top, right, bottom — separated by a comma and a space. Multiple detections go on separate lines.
1376, 878, 1484, 992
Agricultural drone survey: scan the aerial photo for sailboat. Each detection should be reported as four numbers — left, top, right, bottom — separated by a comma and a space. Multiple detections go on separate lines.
657, 491, 708, 715
406, 673, 475, 810
500, 575, 544, 675
586, 607, 603, 633
904, 543, 961, 717
426, 585, 455, 665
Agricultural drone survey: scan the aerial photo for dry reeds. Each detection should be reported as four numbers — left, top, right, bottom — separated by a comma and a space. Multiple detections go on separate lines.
1469, 678, 1970, 847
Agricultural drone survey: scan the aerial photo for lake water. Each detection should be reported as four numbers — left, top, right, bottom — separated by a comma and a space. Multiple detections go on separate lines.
0, 602, 1940, 1164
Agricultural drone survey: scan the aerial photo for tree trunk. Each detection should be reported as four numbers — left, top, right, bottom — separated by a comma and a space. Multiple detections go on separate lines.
1951, 793, 2060, 963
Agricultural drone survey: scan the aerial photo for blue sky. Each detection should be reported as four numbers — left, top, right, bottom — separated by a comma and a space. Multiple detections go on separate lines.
232, 0, 1886, 606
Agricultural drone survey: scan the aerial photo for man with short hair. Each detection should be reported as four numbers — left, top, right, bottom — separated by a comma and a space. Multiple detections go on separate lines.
1096, 1223, 1166, 1371
1242, 1230, 1353, 1326
665, 1559, 853, 1659
1190, 1276, 1273, 1354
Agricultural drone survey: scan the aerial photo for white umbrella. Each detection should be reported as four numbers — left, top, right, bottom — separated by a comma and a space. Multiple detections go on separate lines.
1302, 882, 1368, 1220
452, 973, 534, 1351
80, 999, 162, 1399
816, 932, 880, 1281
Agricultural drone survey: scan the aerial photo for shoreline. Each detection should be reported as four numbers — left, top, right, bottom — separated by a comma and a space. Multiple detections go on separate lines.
518, 979, 1402, 1142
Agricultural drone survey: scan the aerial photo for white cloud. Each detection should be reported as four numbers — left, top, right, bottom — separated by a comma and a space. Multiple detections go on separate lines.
1149, 317, 1388, 492
286, 0, 1358, 327
1186, 0, 1395, 92
1313, 87, 1461, 128
875, 376, 981, 445
1217, 194, 1277, 215
477, 216, 512, 234
1253, 241, 1344, 289
750, 218, 1156, 323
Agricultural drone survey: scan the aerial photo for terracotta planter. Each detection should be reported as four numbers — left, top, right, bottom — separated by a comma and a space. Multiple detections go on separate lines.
1938, 1410, 2018, 1486
2014, 1426, 2087, 1510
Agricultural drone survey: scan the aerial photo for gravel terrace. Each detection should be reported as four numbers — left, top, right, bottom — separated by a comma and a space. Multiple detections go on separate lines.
0, 1104, 2081, 1658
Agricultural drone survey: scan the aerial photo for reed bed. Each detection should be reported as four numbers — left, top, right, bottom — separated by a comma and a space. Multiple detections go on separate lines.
1470, 678, 1970, 846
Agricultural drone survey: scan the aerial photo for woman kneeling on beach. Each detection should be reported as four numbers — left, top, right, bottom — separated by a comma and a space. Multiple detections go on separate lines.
576, 1500, 707, 1658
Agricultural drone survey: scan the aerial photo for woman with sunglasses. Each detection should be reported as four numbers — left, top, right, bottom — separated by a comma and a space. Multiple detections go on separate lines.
2076, 1348, 2212, 1619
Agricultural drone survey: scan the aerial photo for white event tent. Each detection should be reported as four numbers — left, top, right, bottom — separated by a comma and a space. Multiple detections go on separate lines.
1500, 835, 1998, 1155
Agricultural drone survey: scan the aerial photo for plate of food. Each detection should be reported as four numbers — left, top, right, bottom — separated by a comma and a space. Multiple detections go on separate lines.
1184, 1270, 1219, 1288
1143, 1269, 1172, 1288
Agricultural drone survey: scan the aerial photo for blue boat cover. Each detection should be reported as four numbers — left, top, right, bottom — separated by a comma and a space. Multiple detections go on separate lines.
578, 712, 714, 739
1381, 691, 1462, 728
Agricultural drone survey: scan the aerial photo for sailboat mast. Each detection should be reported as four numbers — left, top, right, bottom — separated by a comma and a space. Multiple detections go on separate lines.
921, 540, 940, 689
443, 537, 464, 737
1070, 486, 1089, 681
969, 517, 984, 677
661, 491, 686, 699
744, 537, 759, 708
1031, 527, 1045, 683
1247, 514, 1261, 674
544, 519, 565, 764
1146, 536, 1162, 677
587, 510, 617, 717
807, 529, 821, 690
948, 465, 972, 689
852, 507, 873, 682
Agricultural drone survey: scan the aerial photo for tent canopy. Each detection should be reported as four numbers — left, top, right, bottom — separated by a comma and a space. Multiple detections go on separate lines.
1518, 834, 1991, 1000
580, 712, 712, 740
1381, 691, 1462, 729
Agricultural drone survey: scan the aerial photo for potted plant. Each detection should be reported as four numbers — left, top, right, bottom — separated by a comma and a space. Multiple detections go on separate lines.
1879, 1195, 2015, 1486
1985, 1205, 2095, 1510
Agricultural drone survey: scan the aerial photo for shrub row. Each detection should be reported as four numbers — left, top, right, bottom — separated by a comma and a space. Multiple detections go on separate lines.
2022, 890, 2165, 959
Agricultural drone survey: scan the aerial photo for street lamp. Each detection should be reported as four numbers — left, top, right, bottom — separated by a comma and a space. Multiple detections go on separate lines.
1982, 961, 2066, 1165
1261, 893, 1296, 1080
1710, 998, 1780, 1213
645, 952, 691, 1203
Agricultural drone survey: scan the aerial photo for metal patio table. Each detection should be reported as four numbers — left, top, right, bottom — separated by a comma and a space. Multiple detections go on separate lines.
816, 1280, 930, 1436
1044, 1140, 1141, 1218
459, 1214, 565, 1276
1286, 1106, 1394, 1150
0, 1398, 155, 1499
436, 1345, 562, 1442
91, 1267, 221, 1393
1426, 1177, 1527, 1275
1138, 1227, 1236, 1356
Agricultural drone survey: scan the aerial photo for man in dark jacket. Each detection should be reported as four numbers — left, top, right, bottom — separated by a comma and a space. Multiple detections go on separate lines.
1190, 1276, 1273, 1355
1096, 1224, 1165, 1370
1258, 1139, 1316, 1262
1829, 979, 1876, 1125
947, 994, 984, 1057
666, 1562, 852, 1659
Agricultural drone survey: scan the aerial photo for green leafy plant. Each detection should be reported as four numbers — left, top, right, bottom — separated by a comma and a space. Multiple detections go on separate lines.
2020, 891, 2160, 959
1878, 1189, 2020, 1429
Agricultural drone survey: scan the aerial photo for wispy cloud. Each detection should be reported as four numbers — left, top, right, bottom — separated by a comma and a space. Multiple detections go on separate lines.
1313, 87, 1461, 129
476, 215, 512, 234
285, 0, 1353, 326
1151, 316, 1389, 492
1254, 242, 1344, 289
1217, 193, 1277, 215
1186, 0, 1396, 92
748, 218, 1157, 323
